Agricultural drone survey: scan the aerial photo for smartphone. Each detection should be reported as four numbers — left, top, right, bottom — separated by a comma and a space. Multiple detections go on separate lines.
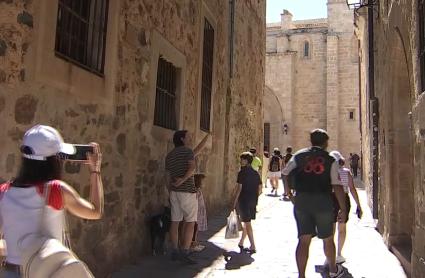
66, 144, 94, 161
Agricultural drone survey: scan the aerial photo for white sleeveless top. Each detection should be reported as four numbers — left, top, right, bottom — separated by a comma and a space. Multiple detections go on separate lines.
0, 181, 65, 265
338, 167, 351, 193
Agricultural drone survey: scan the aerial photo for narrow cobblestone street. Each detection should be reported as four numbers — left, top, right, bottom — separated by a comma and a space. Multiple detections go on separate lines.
113, 180, 406, 278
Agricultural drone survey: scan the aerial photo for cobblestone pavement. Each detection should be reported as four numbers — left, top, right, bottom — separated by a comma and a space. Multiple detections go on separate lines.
112, 179, 407, 278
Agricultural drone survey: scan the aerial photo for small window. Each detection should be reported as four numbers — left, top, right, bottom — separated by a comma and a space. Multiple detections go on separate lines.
420, 0, 425, 93
200, 19, 215, 132
55, 0, 109, 75
304, 41, 310, 58
349, 110, 355, 120
264, 123, 271, 151
154, 57, 178, 130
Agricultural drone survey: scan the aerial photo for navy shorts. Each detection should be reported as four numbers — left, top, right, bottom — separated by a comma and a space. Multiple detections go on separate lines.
332, 193, 351, 223
237, 201, 257, 222
293, 193, 334, 239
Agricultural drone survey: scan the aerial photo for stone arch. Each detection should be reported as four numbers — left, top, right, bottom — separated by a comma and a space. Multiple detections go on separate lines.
263, 86, 286, 152
381, 27, 415, 263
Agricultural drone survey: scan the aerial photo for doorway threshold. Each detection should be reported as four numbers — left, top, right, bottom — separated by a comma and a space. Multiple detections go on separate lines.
390, 244, 412, 277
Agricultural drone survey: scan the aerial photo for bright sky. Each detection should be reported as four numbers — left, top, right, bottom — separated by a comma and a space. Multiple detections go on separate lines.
266, 0, 328, 23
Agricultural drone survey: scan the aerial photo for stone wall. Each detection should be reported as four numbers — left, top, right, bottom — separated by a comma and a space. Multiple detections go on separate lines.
0, 0, 265, 276
356, 0, 425, 276
265, 0, 360, 158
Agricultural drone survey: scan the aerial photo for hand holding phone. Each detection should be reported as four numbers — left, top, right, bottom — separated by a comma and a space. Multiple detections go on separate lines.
66, 145, 94, 161
356, 206, 363, 219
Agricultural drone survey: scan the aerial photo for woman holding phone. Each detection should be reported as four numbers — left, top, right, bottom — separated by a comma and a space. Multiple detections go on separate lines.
0, 124, 104, 277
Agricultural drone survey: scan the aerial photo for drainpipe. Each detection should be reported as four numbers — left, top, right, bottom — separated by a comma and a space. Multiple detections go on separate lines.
368, 5, 379, 219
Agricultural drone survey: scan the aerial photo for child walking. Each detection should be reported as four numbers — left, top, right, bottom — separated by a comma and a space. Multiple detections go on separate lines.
231, 152, 262, 254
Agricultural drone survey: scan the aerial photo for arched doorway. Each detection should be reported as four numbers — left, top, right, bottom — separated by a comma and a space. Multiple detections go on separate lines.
263, 86, 287, 152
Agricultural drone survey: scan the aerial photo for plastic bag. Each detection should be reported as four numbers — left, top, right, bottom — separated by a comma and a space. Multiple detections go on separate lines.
225, 210, 239, 239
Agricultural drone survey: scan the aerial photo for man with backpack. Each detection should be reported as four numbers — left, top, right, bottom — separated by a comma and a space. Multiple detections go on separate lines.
268, 148, 282, 196
282, 129, 346, 278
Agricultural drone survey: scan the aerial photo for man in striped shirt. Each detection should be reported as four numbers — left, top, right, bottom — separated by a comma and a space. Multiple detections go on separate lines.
165, 130, 210, 264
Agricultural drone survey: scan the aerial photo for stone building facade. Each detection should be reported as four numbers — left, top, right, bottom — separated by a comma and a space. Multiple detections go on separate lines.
265, 0, 360, 159
355, 0, 425, 276
0, 0, 265, 276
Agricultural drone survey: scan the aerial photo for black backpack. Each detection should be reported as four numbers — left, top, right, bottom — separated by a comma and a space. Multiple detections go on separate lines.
269, 155, 280, 172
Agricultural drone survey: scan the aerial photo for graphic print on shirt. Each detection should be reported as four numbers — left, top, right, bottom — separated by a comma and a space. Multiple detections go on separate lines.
303, 156, 325, 175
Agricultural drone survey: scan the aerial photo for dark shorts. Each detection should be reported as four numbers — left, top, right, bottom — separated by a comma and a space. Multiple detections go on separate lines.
237, 201, 256, 222
293, 193, 334, 239
332, 193, 351, 223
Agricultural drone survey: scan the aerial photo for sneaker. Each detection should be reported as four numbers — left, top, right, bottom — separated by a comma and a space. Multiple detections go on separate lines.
191, 244, 206, 252
179, 252, 197, 265
329, 264, 344, 278
336, 255, 346, 264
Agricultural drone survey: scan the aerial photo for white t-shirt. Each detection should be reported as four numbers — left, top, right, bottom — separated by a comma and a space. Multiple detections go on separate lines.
0, 181, 65, 265
338, 167, 351, 193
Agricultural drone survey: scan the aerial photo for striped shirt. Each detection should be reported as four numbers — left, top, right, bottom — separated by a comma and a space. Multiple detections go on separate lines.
338, 167, 351, 193
165, 146, 196, 193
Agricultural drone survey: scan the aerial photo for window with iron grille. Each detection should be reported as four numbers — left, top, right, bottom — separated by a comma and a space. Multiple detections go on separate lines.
264, 123, 271, 152
420, 0, 425, 93
304, 41, 310, 58
200, 19, 215, 131
55, 0, 109, 76
154, 56, 178, 130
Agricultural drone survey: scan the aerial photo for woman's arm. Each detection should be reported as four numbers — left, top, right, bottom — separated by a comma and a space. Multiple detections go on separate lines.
62, 143, 104, 220
347, 171, 362, 217
231, 184, 242, 209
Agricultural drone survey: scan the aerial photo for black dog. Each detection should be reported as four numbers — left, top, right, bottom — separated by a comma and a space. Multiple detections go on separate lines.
150, 206, 171, 255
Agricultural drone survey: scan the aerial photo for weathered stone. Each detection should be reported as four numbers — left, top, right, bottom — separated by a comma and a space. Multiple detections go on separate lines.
0, 95, 5, 113
65, 109, 79, 118
115, 174, 123, 188
147, 160, 158, 172
105, 191, 120, 203
5, 154, 15, 173
0, 39, 7, 56
0, 70, 6, 83
64, 161, 81, 174
116, 133, 126, 155
14, 95, 37, 124
19, 69, 25, 81
134, 188, 141, 209
8, 127, 24, 141
17, 11, 33, 28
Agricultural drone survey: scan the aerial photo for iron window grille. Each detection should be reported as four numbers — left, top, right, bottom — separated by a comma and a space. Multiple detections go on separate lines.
264, 123, 271, 152
55, 0, 109, 76
154, 56, 178, 130
200, 19, 215, 132
304, 42, 310, 57
420, 0, 425, 93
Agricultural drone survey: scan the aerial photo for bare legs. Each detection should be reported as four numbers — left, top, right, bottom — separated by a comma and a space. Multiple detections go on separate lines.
170, 221, 196, 250
296, 235, 337, 278
296, 235, 312, 278
336, 223, 347, 257
270, 177, 279, 194
238, 222, 256, 251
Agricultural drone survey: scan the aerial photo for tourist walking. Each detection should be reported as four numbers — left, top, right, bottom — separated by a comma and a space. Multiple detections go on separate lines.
329, 151, 363, 264
231, 152, 262, 254
0, 125, 104, 277
249, 147, 262, 174
349, 153, 360, 177
262, 150, 270, 188
268, 148, 282, 196
282, 129, 346, 278
282, 146, 293, 199
165, 130, 210, 264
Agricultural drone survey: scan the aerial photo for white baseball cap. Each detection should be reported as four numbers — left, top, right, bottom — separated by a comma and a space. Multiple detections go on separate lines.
21, 125, 75, 161
330, 150, 345, 162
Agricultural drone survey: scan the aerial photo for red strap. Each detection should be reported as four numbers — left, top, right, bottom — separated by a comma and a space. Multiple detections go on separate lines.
36, 180, 64, 210
0, 182, 10, 200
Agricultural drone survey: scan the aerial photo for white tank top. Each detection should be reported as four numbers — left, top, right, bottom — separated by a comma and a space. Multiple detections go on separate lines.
0, 181, 65, 265
338, 167, 351, 193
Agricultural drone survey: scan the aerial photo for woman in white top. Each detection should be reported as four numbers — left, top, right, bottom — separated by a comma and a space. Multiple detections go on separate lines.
0, 125, 104, 277
329, 151, 362, 264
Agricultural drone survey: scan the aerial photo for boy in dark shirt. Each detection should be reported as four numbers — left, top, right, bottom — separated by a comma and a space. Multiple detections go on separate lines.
231, 152, 262, 254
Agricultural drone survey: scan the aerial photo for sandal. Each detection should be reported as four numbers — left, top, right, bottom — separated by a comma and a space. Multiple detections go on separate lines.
246, 248, 256, 254
238, 244, 244, 253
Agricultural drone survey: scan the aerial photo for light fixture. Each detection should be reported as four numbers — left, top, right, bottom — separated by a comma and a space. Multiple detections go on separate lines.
346, 0, 378, 10
283, 123, 288, 135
